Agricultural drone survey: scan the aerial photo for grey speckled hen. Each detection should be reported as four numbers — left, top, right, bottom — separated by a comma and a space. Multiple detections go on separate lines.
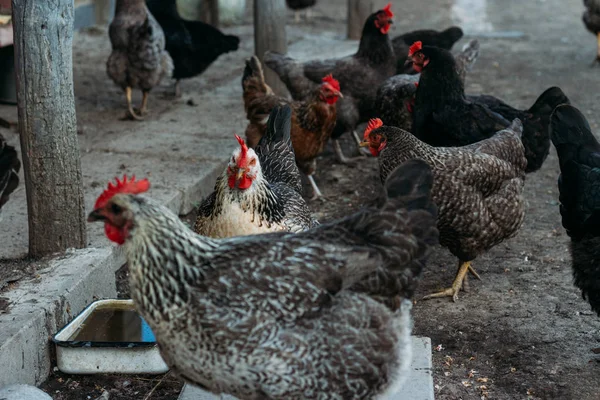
194, 106, 318, 238
107, 0, 173, 120
362, 118, 526, 302
87, 159, 439, 399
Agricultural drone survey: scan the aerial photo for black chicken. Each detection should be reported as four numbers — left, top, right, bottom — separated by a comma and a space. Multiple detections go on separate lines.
0, 134, 20, 216
146, 0, 240, 97
392, 26, 463, 74
408, 43, 570, 173
550, 104, 600, 315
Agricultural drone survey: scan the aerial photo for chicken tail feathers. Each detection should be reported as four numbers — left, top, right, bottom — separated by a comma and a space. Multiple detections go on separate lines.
224, 34, 240, 52
254, 105, 303, 194
242, 55, 268, 91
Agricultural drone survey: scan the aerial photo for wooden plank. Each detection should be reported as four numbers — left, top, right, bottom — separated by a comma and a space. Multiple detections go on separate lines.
254, 0, 288, 96
347, 0, 372, 40
12, 0, 86, 257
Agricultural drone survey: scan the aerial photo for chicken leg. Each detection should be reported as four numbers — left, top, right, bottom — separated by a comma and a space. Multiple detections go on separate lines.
422, 260, 481, 302
593, 32, 600, 66
352, 130, 371, 157
307, 174, 323, 201
139, 91, 150, 116
124, 87, 143, 121
333, 139, 364, 165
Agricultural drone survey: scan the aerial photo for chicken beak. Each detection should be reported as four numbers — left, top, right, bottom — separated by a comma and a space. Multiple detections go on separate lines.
236, 169, 245, 181
359, 141, 370, 148
87, 209, 106, 223
334, 90, 344, 98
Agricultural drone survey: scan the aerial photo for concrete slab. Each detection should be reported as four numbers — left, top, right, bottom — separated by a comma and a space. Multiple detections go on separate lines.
177, 337, 434, 400
0, 384, 52, 400
0, 24, 358, 388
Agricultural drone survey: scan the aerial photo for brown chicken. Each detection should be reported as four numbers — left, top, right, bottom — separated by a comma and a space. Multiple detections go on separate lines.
263, 3, 396, 163
107, 0, 173, 120
242, 56, 341, 199
87, 159, 438, 399
361, 118, 527, 301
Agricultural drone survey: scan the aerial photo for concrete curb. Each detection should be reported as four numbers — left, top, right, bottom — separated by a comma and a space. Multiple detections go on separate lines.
177, 337, 435, 400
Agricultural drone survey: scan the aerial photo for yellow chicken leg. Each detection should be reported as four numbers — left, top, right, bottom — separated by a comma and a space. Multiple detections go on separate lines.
139, 91, 150, 116
423, 261, 479, 302
125, 87, 143, 121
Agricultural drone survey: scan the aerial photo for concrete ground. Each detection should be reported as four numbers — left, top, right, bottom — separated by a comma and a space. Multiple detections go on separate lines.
1, 0, 600, 399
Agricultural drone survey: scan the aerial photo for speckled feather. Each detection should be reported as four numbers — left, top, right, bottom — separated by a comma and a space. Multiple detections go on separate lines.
242, 56, 337, 177
102, 160, 438, 399
375, 39, 480, 131
0, 134, 20, 213
195, 106, 317, 237
263, 8, 395, 140
550, 104, 600, 315
371, 121, 526, 262
106, 0, 173, 92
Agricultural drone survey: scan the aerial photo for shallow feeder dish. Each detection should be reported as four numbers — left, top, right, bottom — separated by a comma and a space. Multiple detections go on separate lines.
53, 299, 168, 374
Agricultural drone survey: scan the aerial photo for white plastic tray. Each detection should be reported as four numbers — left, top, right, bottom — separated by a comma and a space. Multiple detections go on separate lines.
53, 299, 168, 374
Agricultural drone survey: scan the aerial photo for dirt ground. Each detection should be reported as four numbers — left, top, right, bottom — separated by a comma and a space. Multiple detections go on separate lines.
15, 0, 600, 398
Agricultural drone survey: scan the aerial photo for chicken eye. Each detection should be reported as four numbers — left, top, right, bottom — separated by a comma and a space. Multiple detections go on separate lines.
111, 203, 123, 215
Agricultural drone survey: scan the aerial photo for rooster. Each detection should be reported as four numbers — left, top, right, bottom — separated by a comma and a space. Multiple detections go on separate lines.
87, 157, 438, 399
0, 134, 20, 218
550, 104, 600, 315
242, 56, 341, 199
107, 0, 173, 120
392, 26, 463, 74
195, 106, 317, 238
146, 0, 240, 97
375, 39, 480, 132
264, 3, 396, 163
361, 118, 526, 302
407, 41, 570, 173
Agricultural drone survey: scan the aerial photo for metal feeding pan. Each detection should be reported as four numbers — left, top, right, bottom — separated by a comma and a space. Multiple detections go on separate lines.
53, 299, 168, 374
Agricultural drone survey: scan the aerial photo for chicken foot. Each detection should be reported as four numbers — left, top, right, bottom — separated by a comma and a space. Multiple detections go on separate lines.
124, 87, 144, 121
307, 174, 324, 201
422, 260, 481, 302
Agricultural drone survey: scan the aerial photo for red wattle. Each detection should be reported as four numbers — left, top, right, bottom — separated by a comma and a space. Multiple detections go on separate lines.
105, 224, 125, 245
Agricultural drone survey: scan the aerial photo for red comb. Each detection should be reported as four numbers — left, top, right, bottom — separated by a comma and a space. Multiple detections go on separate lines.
363, 118, 384, 140
382, 3, 393, 18
322, 74, 341, 92
234, 134, 249, 166
94, 175, 150, 209
408, 41, 422, 57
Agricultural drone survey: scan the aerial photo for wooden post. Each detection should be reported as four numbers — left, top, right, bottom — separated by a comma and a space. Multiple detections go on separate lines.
254, 0, 288, 96
12, 0, 87, 257
95, 0, 113, 26
199, 0, 219, 27
347, 0, 372, 40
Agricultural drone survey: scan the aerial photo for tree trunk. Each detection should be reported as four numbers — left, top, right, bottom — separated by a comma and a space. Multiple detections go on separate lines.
199, 0, 219, 27
254, 0, 288, 97
12, 0, 86, 258
347, 0, 372, 40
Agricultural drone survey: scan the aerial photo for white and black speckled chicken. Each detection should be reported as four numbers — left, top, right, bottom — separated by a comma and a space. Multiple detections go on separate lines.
87, 159, 439, 399
195, 106, 317, 238
0, 134, 20, 218
107, 0, 173, 120
375, 39, 480, 132
264, 4, 396, 163
361, 118, 526, 302
550, 104, 600, 315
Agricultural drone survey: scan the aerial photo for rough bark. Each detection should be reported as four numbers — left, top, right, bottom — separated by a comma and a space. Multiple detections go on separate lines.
12, 0, 86, 257
254, 0, 288, 97
347, 0, 372, 40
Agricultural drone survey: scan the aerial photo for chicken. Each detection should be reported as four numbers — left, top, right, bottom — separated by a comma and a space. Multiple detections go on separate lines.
87, 158, 439, 399
583, 0, 600, 64
286, 0, 316, 22
550, 104, 600, 315
408, 42, 570, 173
146, 0, 240, 97
375, 39, 480, 132
107, 0, 173, 120
392, 26, 463, 74
195, 106, 317, 238
264, 3, 396, 163
0, 134, 20, 217
361, 118, 527, 301
242, 56, 341, 199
